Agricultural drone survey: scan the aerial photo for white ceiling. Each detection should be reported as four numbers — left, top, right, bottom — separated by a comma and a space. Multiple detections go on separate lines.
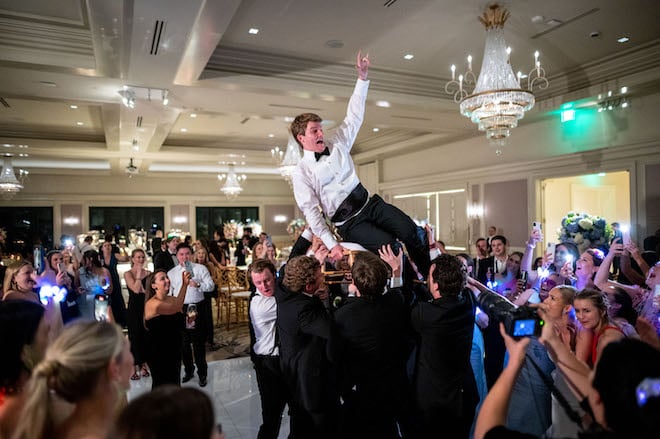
0, 0, 659, 179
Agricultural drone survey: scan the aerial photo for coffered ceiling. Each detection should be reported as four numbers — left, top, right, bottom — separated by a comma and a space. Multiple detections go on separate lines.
0, 0, 659, 180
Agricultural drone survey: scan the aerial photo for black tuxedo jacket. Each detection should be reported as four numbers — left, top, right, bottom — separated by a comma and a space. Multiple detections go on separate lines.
275, 282, 337, 413
334, 289, 410, 413
153, 251, 176, 272
475, 255, 495, 284
411, 288, 478, 418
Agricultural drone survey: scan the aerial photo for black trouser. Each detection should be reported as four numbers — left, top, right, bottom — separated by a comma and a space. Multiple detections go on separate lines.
182, 301, 207, 378
203, 290, 215, 344
337, 194, 430, 276
253, 355, 289, 439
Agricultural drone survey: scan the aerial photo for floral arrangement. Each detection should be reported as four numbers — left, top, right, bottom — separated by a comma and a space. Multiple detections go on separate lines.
223, 221, 238, 241
558, 212, 613, 252
286, 218, 306, 240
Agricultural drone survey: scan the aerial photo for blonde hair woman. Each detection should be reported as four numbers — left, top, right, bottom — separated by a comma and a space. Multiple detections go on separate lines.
13, 320, 133, 439
2, 260, 63, 343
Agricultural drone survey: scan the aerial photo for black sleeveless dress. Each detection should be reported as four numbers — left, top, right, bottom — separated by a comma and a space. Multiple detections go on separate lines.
146, 312, 184, 388
126, 279, 147, 365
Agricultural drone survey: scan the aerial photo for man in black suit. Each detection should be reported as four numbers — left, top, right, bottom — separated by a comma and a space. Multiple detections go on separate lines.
153, 235, 179, 271
334, 249, 411, 439
248, 259, 290, 439
276, 255, 338, 438
473, 237, 491, 283
411, 253, 478, 439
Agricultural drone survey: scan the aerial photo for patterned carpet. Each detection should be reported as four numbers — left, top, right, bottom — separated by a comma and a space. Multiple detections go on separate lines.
207, 322, 251, 361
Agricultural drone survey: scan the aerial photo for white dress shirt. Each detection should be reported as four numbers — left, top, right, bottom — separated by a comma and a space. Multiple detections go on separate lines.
167, 262, 214, 304
249, 290, 278, 356
292, 79, 369, 250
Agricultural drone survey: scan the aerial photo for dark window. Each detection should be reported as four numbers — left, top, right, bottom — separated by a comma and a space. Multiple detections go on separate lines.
0, 206, 53, 256
196, 206, 258, 241
89, 207, 164, 241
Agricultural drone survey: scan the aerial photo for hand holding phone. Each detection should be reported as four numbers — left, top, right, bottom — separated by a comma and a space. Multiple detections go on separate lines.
532, 221, 542, 232
94, 294, 109, 321
184, 260, 194, 275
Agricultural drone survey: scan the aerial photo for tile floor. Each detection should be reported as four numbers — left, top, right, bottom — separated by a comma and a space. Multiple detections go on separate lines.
127, 357, 291, 439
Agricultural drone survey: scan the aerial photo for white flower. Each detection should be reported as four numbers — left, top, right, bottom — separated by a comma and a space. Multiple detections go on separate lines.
578, 218, 594, 230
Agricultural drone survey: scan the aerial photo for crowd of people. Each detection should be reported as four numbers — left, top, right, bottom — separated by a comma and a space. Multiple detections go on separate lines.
1, 49, 659, 439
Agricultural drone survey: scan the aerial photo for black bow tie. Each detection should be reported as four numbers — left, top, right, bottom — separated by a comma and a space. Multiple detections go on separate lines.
315, 147, 330, 161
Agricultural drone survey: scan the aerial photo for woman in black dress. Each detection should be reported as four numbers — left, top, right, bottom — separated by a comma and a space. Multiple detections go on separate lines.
144, 268, 190, 388
100, 241, 127, 327
124, 249, 151, 380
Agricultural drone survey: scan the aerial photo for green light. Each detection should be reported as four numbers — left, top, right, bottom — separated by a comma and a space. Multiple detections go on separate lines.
561, 102, 574, 109
561, 109, 575, 123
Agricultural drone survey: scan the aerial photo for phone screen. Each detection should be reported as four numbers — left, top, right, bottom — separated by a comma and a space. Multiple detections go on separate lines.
58, 262, 66, 273
94, 294, 109, 321
532, 221, 542, 231
512, 319, 537, 337
547, 242, 556, 256
184, 260, 194, 275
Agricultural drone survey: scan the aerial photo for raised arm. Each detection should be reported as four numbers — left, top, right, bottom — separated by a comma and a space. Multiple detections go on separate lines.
521, 228, 542, 280
152, 271, 190, 316
595, 238, 641, 298
474, 323, 530, 439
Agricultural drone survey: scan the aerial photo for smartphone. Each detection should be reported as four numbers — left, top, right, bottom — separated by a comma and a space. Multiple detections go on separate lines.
184, 260, 194, 275
547, 242, 556, 257
532, 221, 542, 232
621, 226, 631, 246
94, 294, 109, 321
58, 262, 66, 273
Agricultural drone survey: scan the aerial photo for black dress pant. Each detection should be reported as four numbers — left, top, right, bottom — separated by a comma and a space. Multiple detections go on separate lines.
337, 194, 429, 276
182, 301, 207, 378
253, 355, 289, 439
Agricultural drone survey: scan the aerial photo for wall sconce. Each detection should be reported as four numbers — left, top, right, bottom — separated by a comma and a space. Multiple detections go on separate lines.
467, 204, 484, 220
172, 216, 188, 224
63, 216, 80, 226
274, 215, 288, 223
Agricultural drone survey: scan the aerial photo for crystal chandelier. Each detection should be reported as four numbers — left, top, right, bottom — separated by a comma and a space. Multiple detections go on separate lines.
0, 156, 24, 199
218, 164, 246, 200
271, 135, 302, 185
445, 4, 548, 150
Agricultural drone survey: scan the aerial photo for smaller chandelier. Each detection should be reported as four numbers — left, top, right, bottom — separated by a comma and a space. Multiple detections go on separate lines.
271, 135, 302, 185
445, 4, 548, 149
218, 164, 246, 200
0, 156, 24, 199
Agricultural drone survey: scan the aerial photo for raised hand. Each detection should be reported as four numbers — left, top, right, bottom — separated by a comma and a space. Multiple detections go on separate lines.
356, 50, 370, 80
378, 243, 403, 277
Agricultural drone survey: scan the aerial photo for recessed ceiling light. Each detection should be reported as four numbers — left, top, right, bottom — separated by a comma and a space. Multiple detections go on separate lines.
403, 54, 414, 60
76, 121, 84, 126
617, 36, 630, 43
19, 153, 28, 157
372, 128, 380, 132
190, 113, 197, 118
70, 105, 78, 109
598, 172, 606, 177
376, 100, 390, 108
620, 86, 628, 94
180, 128, 187, 132
268, 133, 275, 138
3, 143, 13, 147
248, 28, 259, 35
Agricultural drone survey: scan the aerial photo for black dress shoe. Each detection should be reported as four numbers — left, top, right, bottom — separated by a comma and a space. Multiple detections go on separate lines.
182, 374, 194, 383
199, 376, 207, 387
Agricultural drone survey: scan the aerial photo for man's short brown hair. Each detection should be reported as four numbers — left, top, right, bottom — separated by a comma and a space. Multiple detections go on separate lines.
283, 256, 320, 293
248, 258, 276, 279
290, 113, 322, 147
351, 251, 389, 298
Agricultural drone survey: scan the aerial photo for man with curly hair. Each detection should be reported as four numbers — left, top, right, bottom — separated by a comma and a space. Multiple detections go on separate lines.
276, 255, 338, 438
411, 254, 479, 439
